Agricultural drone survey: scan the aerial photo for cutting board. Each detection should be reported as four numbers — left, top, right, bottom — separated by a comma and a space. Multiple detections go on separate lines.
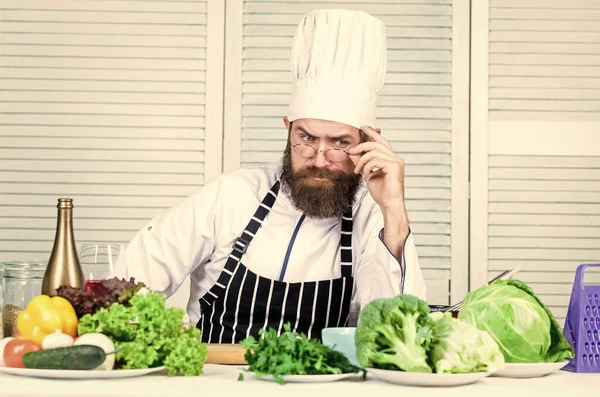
205, 344, 248, 365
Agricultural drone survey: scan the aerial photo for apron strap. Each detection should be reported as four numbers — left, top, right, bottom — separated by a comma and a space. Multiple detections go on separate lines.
340, 212, 353, 278
199, 181, 280, 310
232, 180, 280, 257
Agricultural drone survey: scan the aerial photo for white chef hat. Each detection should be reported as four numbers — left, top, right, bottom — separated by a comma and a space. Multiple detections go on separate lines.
287, 9, 387, 129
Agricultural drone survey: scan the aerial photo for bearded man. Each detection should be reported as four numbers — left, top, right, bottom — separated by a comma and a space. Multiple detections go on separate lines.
113, 9, 426, 343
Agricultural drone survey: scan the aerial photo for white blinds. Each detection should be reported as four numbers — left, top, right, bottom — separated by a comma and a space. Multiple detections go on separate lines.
472, 0, 600, 324
488, 155, 600, 321
0, 0, 211, 261
225, 0, 468, 305
489, 0, 600, 122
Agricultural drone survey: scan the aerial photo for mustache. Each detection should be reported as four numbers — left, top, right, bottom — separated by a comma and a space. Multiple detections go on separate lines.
293, 166, 348, 181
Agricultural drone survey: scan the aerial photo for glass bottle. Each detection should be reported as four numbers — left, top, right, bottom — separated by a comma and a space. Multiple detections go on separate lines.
42, 198, 85, 296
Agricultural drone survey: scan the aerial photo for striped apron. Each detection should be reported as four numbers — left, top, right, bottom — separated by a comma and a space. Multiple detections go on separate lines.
196, 180, 355, 343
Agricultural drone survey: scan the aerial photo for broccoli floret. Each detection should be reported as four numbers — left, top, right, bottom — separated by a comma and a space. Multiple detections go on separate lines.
355, 295, 434, 372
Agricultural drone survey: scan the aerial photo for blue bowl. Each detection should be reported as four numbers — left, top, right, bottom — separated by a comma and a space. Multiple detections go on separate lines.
321, 327, 359, 367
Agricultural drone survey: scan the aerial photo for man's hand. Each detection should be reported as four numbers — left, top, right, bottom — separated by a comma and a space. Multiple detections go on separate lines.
348, 126, 410, 258
348, 126, 407, 211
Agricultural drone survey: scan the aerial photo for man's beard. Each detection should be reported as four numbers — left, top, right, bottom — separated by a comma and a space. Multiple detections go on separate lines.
280, 144, 362, 219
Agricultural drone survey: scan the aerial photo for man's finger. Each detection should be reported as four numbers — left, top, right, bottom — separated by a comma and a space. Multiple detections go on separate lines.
354, 150, 396, 175
361, 158, 389, 181
348, 141, 394, 156
348, 153, 361, 166
360, 126, 393, 150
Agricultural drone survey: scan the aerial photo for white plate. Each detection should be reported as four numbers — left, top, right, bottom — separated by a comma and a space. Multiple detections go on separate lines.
368, 368, 491, 387
250, 372, 361, 383
0, 365, 166, 379
492, 361, 568, 378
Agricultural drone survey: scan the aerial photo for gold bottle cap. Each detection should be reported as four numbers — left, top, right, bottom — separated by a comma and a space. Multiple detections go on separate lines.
57, 198, 74, 209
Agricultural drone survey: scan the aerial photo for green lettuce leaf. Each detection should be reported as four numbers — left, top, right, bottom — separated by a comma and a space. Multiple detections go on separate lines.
78, 291, 207, 376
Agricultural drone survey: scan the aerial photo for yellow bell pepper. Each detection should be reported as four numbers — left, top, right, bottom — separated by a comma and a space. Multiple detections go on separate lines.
16, 295, 78, 345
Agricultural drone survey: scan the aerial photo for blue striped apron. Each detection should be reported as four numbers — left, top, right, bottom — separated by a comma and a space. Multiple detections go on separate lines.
196, 180, 354, 343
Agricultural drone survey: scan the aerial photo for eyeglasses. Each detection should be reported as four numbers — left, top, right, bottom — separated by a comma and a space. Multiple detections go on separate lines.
292, 144, 349, 162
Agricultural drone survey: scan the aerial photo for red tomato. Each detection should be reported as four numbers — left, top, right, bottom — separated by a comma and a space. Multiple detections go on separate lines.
3, 339, 42, 368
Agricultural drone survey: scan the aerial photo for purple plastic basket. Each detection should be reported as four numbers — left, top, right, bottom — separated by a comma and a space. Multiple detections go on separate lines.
563, 263, 600, 373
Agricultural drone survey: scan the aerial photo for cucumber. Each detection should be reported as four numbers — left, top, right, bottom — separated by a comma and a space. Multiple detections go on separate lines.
22, 345, 106, 370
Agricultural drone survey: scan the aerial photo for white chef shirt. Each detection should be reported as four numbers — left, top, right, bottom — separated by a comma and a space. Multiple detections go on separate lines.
112, 163, 427, 325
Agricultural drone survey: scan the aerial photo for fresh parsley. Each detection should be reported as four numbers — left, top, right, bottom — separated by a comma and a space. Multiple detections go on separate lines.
239, 323, 365, 385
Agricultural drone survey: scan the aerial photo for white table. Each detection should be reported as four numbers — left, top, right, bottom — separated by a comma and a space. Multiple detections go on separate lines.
0, 364, 596, 397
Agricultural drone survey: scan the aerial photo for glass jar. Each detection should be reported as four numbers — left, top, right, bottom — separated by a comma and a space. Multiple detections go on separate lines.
1, 260, 46, 338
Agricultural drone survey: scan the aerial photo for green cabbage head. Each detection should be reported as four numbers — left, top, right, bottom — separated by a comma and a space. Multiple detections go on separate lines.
458, 279, 574, 363
429, 312, 505, 373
